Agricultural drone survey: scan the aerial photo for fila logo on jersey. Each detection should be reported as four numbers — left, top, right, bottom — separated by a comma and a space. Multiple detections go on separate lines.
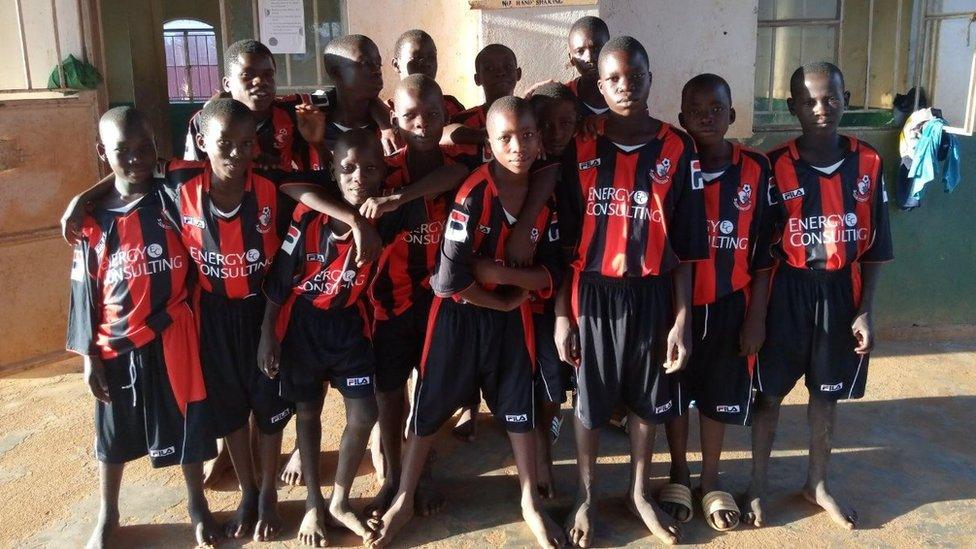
505, 414, 528, 423
781, 188, 805, 201
655, 400, 673, 414
347, 376, 371, 387
716, 405, 741, 413
182, 215, 206, 229
149, 446, 176, 458
820, 382, 843, 392
578, 158, 601, 171
445, 210, 469, 242
281, 225, 301, 254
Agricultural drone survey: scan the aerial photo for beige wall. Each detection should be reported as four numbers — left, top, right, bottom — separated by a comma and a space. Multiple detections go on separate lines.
0, 92, 102, 370
345, 0, 482, 107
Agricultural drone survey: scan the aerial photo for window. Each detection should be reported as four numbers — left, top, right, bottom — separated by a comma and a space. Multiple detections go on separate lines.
219, 0, 344, 92
913, 1, 976, 134
754, 0, 914, 129
164, 19, 220, 102
0, 0, 87, 98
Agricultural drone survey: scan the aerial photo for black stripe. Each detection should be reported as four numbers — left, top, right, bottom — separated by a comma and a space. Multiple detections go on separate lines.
626, 141, 661, 275
714, 164, 740, 299
240, 181, 268, 296
584, 138, 618, 271
141, 193, 174, 335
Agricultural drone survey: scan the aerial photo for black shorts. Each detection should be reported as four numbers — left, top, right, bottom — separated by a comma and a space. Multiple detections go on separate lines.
279, 297, 376, 403
757, 265, 868, 401
198, 291, 294, 436
372, 294, 432, 393
684, 289, 754, 426
96, 306, 217, 467
533, 308, 574, 405
409, 297, 535, 437
573, 272, 683, 429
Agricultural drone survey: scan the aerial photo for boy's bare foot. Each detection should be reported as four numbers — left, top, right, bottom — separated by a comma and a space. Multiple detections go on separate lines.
522, 500, 566, 548
298, 504, 329, 547
366, 478, 399, 518
280, 448, 304, 486
254, 488, 282, 541
225, 489, 259, 538
536, 451, 555, 499
452, 407, 477, 442
660, 466, 692, 522
188, 497, 222, 547
741, 489, 766, 527
202, 446, 232, 487
626, 490, 679, 545
803, 484, 857, 530
85, 509, 119, 549
329, 498, 372, 541
565, 497, 595, 548
370, 492, 414, 548
414, 481, 444, 516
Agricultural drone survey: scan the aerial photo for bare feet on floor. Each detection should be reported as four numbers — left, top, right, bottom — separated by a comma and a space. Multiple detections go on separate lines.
414, 481, 444, 516
565, 497, 595, 548
369, 492, 414, 548
659, 465, 691, 522
85, 509, 118, 549
254, 487, 282, 541
803, 483, 857, 530
521, 500, 566, 549
225, 490, 258, 539
298, 503, 329, 547
741, 486, 766, 527
188, 497, 222, 547
626, 490, 680, 545
366, 478, 398, 518
329, 497, 374, 543
279, 448, 304, 486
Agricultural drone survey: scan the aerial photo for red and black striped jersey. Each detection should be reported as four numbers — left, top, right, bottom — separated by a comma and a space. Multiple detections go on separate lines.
185, 93, 328, 171
753, 137, 893, 271
450, 104, 492, 162
566, 77, 609, 116
430, 163, 563, 303
264, 200, 426, 337
368, 145, 481, 320
692, 144, 772, 306
67, 189, 193, 359
160, 159, 311, 299
561, 122, 707, 278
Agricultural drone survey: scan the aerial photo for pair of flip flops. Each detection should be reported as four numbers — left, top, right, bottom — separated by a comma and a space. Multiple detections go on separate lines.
659, 483, 741, 531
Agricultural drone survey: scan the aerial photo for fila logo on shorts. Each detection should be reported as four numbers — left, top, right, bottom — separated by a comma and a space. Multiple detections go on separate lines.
655, 400, 673, 414
149, 446, 176, 458
347, 376, 372, 387
270, 409, 292, 423
820, 382, 843, 392
505, 414, 529, 423
716, 405, 741, 413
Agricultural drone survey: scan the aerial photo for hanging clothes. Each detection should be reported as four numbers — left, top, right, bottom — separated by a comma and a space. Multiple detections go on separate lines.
896, 109, 962, 210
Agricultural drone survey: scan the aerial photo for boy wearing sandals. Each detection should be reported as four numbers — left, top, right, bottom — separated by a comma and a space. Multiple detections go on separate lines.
660, 74, 771, 532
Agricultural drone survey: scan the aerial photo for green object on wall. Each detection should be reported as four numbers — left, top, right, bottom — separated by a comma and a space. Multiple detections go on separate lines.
48, 55, 104, 90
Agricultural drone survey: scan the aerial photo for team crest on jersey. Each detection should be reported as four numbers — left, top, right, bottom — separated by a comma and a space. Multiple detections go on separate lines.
853, 175, 872, 203
578, 158, 601, 171
733, 184, 753, 211
445, 210, 469, 242
530, 227, 540, 243
281, 225, 301, 254
650, 158, 672, 184
156, 216, 174, 230
182, 215, 206, 229
547, 211, 559, 242
274, 127, 290, 150
256, 206, 273, 233
477, 224, 491, 235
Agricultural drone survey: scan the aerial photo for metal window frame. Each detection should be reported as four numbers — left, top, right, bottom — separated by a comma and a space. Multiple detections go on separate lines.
1, 0, 80, 94
163, 23, 219, 103
217, 0, 345, 93
913, 0, 976, 135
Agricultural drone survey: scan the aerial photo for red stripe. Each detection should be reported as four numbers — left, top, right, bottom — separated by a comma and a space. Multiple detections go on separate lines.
820, 173, 846, 270
124, 213, 151, 339
853, 150, 878, 261
219, 215, 249, 298
258, 178, 281, 279
732, 156, 761, 292
693, 181, 720, 305
520, 303, 536, 373
417, 296, 444, 377
180, 179, 214, 293
573, 139, 600, 273
570, 268, 581, 322
774, 155, 807, 269
161, 303, 207, 414
600, 151, 636, 276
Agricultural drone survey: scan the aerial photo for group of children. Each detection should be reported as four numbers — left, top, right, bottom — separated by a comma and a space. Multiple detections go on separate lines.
62, 14, 892, 549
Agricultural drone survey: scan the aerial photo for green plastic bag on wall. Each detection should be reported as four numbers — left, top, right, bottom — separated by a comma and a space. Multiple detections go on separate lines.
48, 54, 102, 90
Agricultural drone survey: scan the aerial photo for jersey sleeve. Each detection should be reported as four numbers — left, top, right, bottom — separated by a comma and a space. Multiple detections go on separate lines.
66, 232, 99, 356
748, 155, 775, 273
533, 204, 564, 300
429, 190, 484, 297
859, 169, 894, 263
264, 208, 311, 305
670, 142, 708, 262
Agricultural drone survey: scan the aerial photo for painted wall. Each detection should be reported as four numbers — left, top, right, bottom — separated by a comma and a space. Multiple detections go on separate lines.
0, 92, 102, 369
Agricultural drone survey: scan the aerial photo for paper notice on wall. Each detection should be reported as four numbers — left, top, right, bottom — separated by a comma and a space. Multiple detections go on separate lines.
469, 0, 597, 9
258, 0, 306, 54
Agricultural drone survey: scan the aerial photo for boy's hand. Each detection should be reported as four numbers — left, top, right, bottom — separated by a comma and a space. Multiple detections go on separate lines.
359, 195, 400, 220
472, 256, 504, 286
61, 195, 87, 245
578, 113, 607, 141
496, 287, 529, 311
257, 331, 281, 379
295, 99, 328, 147
351, 216, 383, 266
739, 312, 766, 356
83, 355, 110, 403
504, 223, 535, 267
379, 127, 403, 157
554, 315, 581, 367
522, 79, 558, 99
663, 318, 691, 374
852, 311, 874, 354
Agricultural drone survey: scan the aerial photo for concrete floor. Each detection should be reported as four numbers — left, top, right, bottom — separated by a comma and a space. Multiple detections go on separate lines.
2, 340, 974, 548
